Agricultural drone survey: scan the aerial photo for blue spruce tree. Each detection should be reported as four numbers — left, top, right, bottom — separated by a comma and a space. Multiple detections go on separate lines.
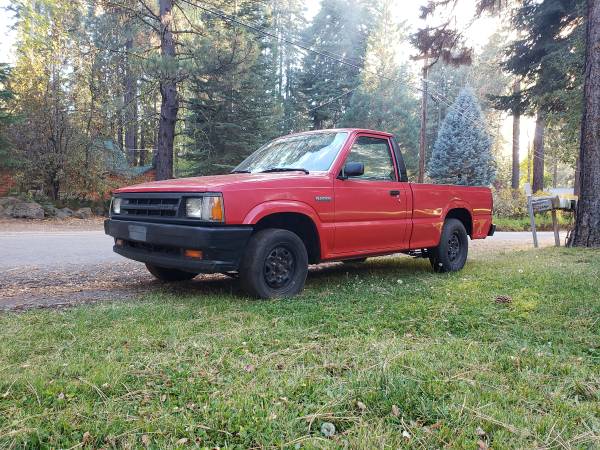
427, 87, 496, 186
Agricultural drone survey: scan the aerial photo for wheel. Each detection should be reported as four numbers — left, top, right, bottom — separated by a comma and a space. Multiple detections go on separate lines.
342, 257, 367, 264
429, 218, 469, 273
145, 264, 198, 282
239, 228, 308, 299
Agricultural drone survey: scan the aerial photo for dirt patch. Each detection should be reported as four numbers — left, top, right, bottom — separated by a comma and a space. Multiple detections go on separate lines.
0, 217, 105, 232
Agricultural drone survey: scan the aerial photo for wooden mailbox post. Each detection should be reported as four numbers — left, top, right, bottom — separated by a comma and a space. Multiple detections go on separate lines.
524, 183, 577, 248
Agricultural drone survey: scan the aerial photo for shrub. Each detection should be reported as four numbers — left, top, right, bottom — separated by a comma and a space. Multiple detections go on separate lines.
492, 188, 528, 218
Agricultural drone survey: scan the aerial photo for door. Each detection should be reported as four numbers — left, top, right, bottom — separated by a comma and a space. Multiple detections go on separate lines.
333, 135, 410, 255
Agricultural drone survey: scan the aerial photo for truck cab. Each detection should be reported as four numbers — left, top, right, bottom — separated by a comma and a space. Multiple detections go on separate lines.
105, 129, 494, 298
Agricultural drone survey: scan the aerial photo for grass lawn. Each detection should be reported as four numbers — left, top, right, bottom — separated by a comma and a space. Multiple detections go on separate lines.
1, 248, 599, 449
494, 213, 573, 232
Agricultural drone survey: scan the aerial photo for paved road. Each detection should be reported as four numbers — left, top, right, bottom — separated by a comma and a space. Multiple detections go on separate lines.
0, 228, 568, 311
0, 230, 121, 271
0, 230, 566, 272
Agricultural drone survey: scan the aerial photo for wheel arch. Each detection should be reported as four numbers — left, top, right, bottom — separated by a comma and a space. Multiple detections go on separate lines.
444, 207, 473, 237
247, 204, 322, 264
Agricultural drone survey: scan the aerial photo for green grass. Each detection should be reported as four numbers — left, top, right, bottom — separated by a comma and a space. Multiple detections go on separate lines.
494, 213, 573, 232
1, 249, 599, 449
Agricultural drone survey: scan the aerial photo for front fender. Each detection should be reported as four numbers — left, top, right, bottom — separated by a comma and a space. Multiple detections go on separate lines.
243, 200, 334, 258
242, 200, 322, 225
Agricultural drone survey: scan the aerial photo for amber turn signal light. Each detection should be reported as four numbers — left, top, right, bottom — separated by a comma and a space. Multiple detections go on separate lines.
184, 249, 203, 259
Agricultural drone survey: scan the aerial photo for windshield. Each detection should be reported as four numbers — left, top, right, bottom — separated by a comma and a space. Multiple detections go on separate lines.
233, 132, 348, 173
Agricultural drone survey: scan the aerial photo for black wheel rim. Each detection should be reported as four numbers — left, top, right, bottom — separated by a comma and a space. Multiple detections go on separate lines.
447, 232, 461, 262
264, 245, 295, 289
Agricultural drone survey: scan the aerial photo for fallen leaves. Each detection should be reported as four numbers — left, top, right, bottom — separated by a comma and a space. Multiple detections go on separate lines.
477, 439, 489, 449
141, 434, 151, 447
391, 404, 400, 417
495, 295, 512, 304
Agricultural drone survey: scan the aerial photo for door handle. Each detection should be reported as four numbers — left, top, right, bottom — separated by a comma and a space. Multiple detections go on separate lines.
389, 190, 400, 196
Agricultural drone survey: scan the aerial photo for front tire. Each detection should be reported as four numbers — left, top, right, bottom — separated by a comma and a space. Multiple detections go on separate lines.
429, 218, 469, 273
145, 264, 198, 282
239, 229, 308, 299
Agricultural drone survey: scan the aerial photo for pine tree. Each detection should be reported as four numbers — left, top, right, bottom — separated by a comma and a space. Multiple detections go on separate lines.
298, 0, 373, 129
0, 64, 17, 170
427, 88, 496, 186
341, 0, 420, 174
183, 0, 282, 175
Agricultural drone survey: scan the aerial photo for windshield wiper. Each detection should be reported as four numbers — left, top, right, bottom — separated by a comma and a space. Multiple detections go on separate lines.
260, 167, 310, 174
231, 169, 251, 174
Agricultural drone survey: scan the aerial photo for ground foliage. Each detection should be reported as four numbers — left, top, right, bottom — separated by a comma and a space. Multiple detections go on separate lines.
0, 248, 598, 448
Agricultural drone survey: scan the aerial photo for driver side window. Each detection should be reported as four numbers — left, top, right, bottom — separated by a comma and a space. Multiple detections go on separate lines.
344, 136, 396, 181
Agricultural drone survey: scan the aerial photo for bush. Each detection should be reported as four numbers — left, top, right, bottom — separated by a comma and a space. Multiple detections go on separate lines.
492, 188, 528, 218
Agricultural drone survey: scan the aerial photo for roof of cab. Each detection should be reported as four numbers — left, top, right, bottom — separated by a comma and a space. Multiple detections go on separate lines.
283, 128, 393, 138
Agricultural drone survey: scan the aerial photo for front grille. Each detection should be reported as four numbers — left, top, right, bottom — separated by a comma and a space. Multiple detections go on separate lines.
119, 195, 180, 219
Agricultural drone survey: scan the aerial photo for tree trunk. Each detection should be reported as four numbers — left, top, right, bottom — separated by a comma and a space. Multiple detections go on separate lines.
124, 34, 138, 165
532, 111, 545, 193
418, 64, 429, 183
570, 0, 600, 247
574, 156, 581, 196
156, 0, 177, 181
511, 80, 520, 190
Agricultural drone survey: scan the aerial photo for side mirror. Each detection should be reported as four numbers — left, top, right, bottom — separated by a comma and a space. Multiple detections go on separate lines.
340, 162, 364, 179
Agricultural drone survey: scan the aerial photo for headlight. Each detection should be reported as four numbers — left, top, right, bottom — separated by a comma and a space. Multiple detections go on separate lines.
112, 197, 122, 214
186, 198, 203, 218
185, 195, 224, 222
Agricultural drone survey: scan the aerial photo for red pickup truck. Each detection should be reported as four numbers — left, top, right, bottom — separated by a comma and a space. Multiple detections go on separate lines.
105, 129, 495, 298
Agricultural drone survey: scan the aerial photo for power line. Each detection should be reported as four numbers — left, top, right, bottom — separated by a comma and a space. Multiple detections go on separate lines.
180, 0, 500, 139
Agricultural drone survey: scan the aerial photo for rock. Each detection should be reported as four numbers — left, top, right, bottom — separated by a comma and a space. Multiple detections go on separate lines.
11, 201, 45, 219
0, 197, 18, 207
44, 206, 60, 217
92, 206, 106, 217
73, 207, 93, 219
0, 197, 18, 217
320, 422, 336, 437
58, 207, 74, 219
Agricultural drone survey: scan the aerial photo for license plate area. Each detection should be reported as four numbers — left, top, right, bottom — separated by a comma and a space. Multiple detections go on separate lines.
128, 224, 147, 242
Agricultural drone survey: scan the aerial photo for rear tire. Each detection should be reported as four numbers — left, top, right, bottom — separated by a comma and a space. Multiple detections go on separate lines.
145, 264, 198, 282
239, 229, 308, 299
429, 218, 469, 273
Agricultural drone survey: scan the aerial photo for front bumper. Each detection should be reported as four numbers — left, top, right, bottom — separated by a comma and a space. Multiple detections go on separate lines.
104, 219, 253, 273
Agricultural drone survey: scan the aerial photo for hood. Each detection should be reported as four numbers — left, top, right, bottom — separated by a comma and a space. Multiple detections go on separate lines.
115, 172, 330, 193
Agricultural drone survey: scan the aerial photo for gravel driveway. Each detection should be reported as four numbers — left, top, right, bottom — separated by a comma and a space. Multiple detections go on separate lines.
0, 219, 566, 311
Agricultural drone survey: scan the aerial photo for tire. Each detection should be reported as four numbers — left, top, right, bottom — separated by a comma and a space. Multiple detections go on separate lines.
429, 218, 469, 273
342, 257, 367, 264
239, 228, 308, 299
145, 264, 198, 282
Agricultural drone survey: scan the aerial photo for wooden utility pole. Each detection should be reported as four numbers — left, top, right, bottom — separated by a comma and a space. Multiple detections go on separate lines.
156, 0, 178, 181
511, 80, 520, 190
418, 63, 429, 183
570, 0, 600, 246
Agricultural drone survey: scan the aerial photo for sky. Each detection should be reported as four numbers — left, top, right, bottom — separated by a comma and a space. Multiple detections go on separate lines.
0, 0, 16, 63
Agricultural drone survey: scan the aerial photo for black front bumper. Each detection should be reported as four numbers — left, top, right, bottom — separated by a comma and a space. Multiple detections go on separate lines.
104, 219, 253, 273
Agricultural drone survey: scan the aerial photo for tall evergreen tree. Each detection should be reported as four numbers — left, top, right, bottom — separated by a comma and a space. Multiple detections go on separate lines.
341, 0, 420, 174
0, 64, 17, 170
183, 1, 281, 175
427, 87, 496, 186
298, 0, 373, 129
